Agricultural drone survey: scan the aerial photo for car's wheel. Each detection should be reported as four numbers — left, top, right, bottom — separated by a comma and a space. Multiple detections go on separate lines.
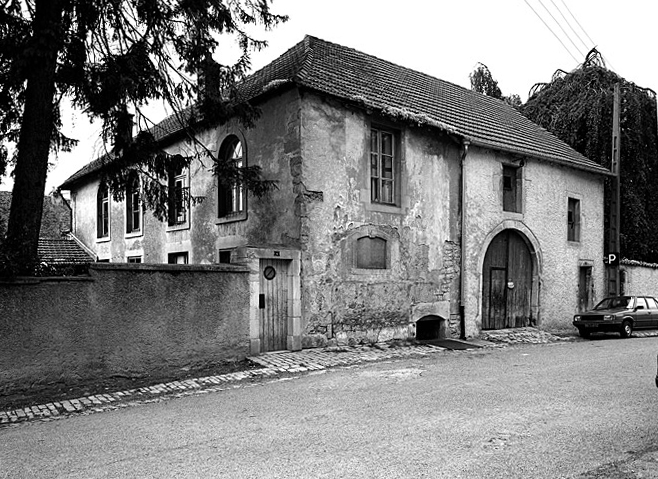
578, 328, 591, 339
620, 320, 633, 338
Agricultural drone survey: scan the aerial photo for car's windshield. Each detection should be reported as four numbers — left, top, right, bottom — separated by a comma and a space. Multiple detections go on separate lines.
594, 296, 634, 310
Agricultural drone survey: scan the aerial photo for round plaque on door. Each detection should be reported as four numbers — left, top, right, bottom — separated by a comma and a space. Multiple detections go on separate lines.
263, 266, 276, 280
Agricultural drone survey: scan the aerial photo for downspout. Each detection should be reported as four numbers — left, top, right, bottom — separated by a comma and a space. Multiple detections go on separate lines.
459, 140, 470, 339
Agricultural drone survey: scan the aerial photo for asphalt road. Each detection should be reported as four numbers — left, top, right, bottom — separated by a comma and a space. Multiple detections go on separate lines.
3, 336, 658, 478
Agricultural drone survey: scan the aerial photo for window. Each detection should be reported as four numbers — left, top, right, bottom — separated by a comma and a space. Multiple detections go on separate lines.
168, 252, 188, 264
356, 236, 387, 269
218, 136, 246, 219
502, 165, 521, 212
218, 250, 232, 264
97, 185, 110, 238
568, 197, 581, 242
370, 127, 397, 205
126, 175, 141, 234
127, 256, 142, 263
168, 166, 188, 227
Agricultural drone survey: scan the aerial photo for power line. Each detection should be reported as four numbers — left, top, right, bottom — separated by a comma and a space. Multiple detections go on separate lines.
523, 0, 580, 63
557, 0, 616, 71
557, 0, 595, 47
536, 0, 586, 58
549, 0, 589, 53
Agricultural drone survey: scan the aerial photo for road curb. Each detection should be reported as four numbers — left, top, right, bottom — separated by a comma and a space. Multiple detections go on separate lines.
0, 342, 461, 427
0, 330, 596, 427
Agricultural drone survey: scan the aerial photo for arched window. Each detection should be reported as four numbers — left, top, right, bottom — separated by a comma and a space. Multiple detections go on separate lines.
218, 135, 246, 219
97, 185, 110, 238
356, 236, 387, 269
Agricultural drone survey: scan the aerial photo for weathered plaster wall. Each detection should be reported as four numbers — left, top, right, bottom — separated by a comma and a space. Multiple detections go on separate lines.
0, 263, 249, 395
67, 89, 302, 264
462, 146, 605, 335
297, 93, 462, 345
65, 87, 606, 345
192, 88, 302, 259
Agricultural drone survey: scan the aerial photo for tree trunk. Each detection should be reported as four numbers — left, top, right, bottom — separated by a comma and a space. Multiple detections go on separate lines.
1, 0, 64, 275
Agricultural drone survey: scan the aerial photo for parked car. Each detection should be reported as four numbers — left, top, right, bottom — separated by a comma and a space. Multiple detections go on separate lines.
573, 295, 658, 339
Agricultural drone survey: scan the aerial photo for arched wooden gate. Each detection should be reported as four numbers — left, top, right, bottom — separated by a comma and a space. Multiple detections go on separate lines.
482, 229, 533, 329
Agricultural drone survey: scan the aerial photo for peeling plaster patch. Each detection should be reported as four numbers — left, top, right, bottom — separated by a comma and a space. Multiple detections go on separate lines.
290, 155, 323, 219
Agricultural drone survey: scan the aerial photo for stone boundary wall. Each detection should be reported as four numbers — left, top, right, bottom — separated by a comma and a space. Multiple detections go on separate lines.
620, 259, 658, 298
0, 263, 250, 395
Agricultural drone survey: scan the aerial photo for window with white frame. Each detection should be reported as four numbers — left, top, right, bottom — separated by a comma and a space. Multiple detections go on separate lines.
126, 175, 141, 234
97, 185, 110, 238
370, 127, 398, 205
168, 166, 188, 227
218, 136, 246, 219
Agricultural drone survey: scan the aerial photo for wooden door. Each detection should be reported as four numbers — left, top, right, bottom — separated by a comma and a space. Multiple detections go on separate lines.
489, 268, 507, 329
507, 232, 532, 327
259, 259, 290, 352
578, 266, 593, 312
482, 230, 533, 329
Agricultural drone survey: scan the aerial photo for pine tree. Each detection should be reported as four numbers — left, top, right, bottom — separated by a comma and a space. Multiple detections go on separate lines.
0, 0, 286, 275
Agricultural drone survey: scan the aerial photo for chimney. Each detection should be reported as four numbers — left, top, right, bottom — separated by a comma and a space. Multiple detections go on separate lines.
199, 52, 221, 104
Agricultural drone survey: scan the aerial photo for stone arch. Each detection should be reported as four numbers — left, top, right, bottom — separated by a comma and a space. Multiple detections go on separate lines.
478, 221, 542, 329
414, 314, 447, 340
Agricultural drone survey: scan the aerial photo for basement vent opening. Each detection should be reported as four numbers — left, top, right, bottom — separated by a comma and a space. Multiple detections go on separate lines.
415, 315, 444, 341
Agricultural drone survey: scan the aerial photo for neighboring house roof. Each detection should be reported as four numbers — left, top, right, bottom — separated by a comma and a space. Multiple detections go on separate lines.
37, 238, 95, 264
61, 35, 611, 188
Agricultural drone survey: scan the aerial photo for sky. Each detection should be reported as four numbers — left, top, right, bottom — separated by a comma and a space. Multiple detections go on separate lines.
1, 0, 657, 193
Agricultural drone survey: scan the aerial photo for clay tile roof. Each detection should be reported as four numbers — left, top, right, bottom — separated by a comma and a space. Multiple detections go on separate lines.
37, 238, 95, 264
284, 36, 609, 175
60, 35, 610, 188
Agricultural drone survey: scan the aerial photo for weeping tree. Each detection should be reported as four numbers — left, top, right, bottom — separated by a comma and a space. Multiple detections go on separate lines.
0, 0, 287, 275
522, 49, 658, 262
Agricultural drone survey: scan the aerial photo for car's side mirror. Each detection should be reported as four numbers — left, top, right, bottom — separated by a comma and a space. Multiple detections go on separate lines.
636, 305, 645, 310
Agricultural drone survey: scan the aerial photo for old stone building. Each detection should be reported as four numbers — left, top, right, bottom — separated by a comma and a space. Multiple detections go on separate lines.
60, 36, 611, 353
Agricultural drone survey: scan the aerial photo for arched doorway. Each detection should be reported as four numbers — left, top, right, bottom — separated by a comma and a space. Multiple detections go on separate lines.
482, 229, 533, 329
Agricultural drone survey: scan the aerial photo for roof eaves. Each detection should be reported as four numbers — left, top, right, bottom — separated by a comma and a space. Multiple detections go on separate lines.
468, 137, 613, 176
323, 91, 459, 136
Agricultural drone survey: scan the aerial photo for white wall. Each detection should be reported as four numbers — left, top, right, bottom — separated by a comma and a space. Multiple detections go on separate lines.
462, 146, 606, 334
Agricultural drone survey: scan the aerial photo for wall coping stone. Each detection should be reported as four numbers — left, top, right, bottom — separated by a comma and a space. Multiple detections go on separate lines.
90, 263, 250, 273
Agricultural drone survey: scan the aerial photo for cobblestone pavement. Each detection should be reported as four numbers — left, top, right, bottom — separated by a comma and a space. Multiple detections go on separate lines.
2, 326, 645, 429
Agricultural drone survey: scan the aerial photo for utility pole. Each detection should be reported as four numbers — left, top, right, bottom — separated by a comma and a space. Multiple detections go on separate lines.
607, 83, 621, 296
